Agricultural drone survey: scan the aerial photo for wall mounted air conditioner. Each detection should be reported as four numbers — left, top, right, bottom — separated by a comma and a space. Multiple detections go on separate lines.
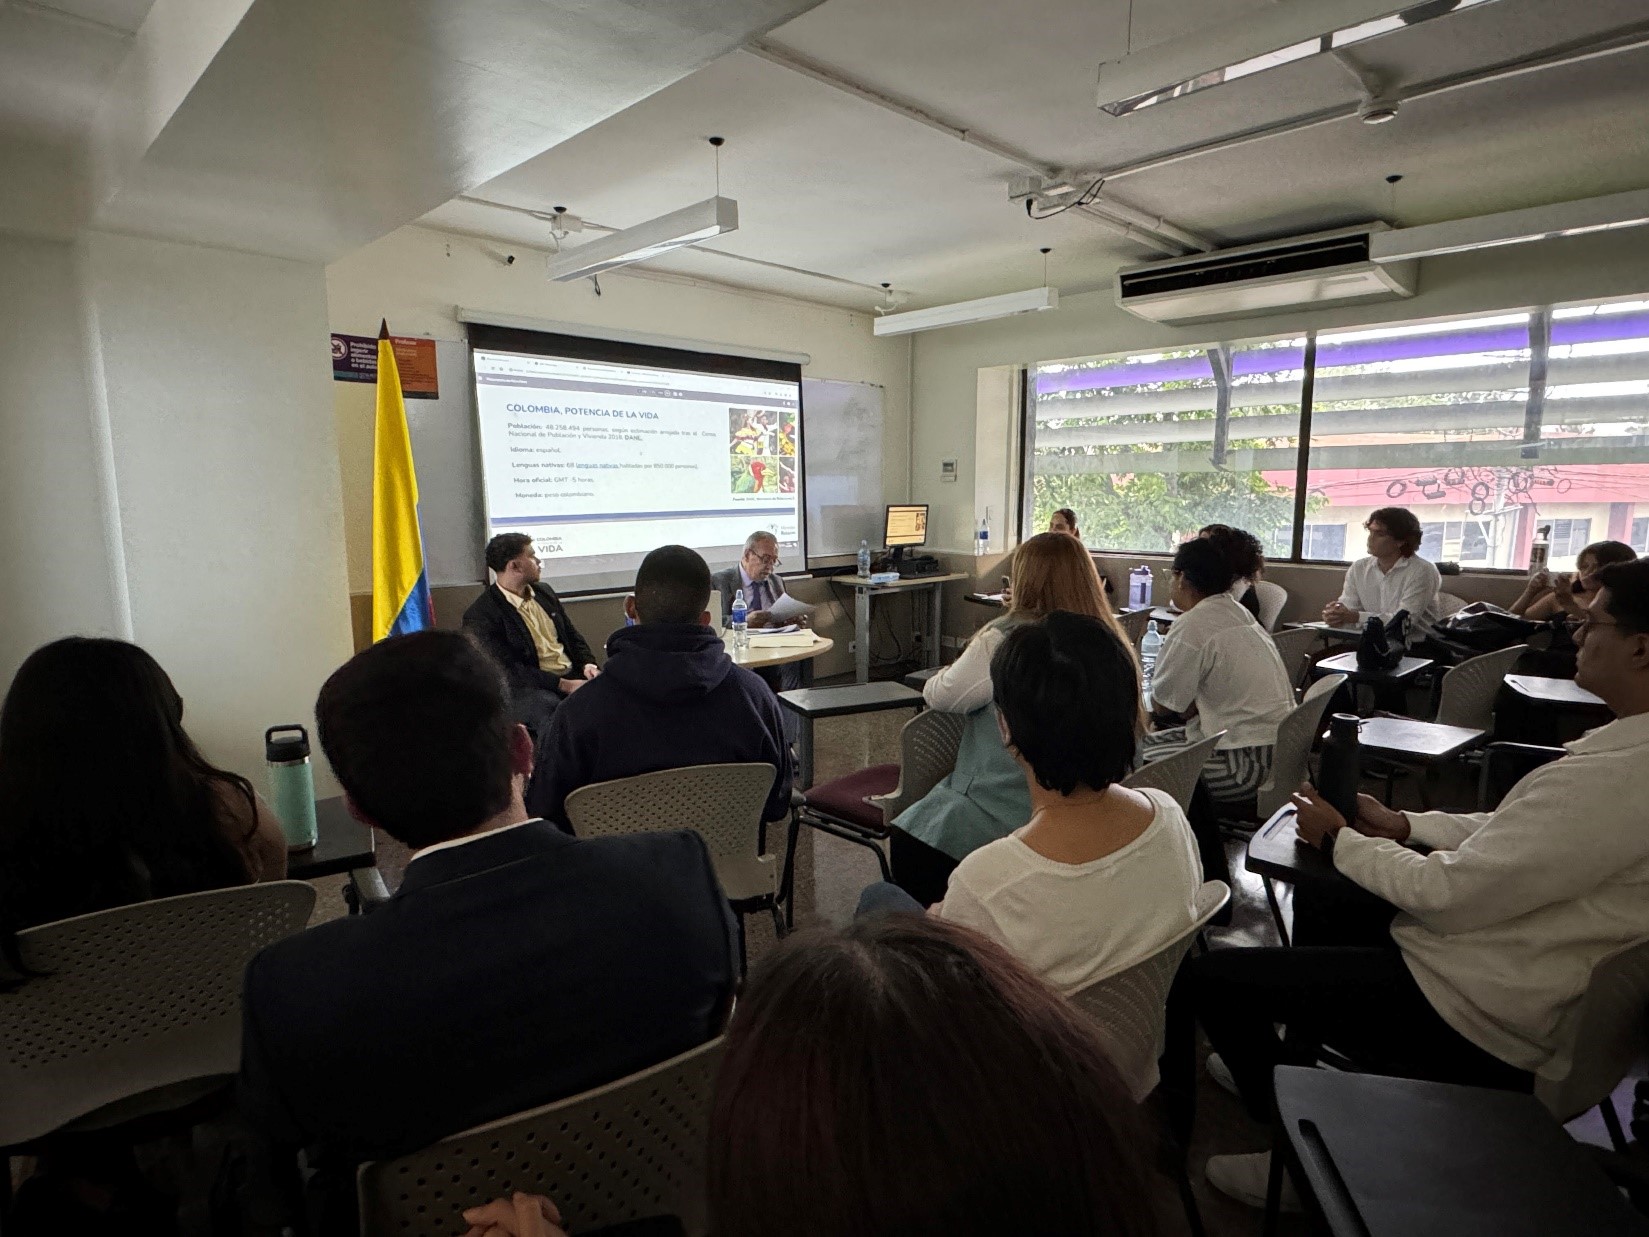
1115, 223, 1417, 325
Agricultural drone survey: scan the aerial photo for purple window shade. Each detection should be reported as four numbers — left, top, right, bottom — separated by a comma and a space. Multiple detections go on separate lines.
1033, 311, 1649, 400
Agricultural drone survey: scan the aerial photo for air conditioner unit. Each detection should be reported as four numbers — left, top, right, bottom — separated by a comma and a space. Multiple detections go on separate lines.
1115, 223, 1417, 325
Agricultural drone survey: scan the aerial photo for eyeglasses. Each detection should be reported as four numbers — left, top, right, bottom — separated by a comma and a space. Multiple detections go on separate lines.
749, 552, 782, 567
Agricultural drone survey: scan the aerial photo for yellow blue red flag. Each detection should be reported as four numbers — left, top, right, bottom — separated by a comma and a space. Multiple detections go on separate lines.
371, 320, 434, 640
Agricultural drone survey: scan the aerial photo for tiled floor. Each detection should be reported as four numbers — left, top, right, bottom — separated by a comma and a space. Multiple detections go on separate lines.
308, 705, 1642, 1237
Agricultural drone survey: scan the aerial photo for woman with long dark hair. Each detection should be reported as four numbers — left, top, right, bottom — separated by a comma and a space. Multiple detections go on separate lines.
0, 637, 286, 942
707, 914, 1162, 1237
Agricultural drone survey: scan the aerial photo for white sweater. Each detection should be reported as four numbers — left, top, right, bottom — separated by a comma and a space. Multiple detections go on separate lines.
1332, 710, 1649, 1078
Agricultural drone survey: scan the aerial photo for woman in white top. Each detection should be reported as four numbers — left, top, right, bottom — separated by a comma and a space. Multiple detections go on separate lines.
1140, 537, 1295, 803
932, 612, 1203, 1097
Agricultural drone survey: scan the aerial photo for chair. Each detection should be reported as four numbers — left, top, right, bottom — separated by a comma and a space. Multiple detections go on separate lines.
1123, 732, 1224, 813
565, 763, 781, 965
1434, 643, 1526, 731
784, 709, 966, 925
1255, 673, 1347, 820
357, 1037, 723, 1237
1253, 580, 1288, 632
1117, 607, 1153, 648
0, 882, 317, 1151
1271, 627, 1320, 691
1436, 590, 1469, 619
1069, 881, 1231, 1237
1533, 936, 1649, 1151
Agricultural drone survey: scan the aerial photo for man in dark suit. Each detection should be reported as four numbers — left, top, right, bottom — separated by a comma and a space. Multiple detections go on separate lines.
237, 630, 737, 1232
710, 532, 803, 734
527, 545, 793, 829
461, 532, 598, 740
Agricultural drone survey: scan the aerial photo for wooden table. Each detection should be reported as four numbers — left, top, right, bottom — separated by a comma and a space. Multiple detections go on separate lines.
778, 681, 925, 788
290, 796, 377, 881
831, 573, 970, 685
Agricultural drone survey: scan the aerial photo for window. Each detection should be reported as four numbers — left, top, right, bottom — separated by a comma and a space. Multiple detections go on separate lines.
1025, 335, 1306, 557
1301, 523, 1346, 560
1023, 296, 1649, 568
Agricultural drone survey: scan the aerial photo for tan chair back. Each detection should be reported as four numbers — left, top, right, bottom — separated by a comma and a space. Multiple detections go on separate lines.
870, 708, 968, 822
1123, 732, 1225, 813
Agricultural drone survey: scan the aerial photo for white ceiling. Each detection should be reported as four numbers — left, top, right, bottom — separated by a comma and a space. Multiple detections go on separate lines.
426, 0, 1649, 310
0, 0, 149, 147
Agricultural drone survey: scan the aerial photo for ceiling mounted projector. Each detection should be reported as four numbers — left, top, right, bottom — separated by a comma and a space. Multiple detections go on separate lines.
545, 197, 738, 282
1097, 0, 1502, 116
872, 287, 1059, 337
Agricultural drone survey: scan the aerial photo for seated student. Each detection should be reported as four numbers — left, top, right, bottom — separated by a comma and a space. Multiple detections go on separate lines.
0, 637, 287, 943
1048, 507, 1080, 539
1511, 538, 1637, 621
929, 614, 1202, 1096
1198, 523, 1266, 620
1193, 556, 1649, 1210
890, 533, 1133, 906
706, 915, 1162, 1237
237, 631, 737, 1231
1322, 506, 1441, 642
462, 533, 598, 741
1140, 538, 1295, 805
526, 545, 793, 830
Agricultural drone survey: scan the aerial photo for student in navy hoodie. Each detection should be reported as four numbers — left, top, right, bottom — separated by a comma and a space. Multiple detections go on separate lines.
526, 545, 794, 830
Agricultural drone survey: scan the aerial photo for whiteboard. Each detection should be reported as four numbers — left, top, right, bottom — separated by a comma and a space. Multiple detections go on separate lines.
802, 377, 885, 561
402, 349, 886, 582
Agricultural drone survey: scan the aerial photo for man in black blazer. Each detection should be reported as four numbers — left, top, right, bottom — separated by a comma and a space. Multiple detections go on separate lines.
710, 531, 803, 739
462, 532, 598, 740
237, 631, 737, 1232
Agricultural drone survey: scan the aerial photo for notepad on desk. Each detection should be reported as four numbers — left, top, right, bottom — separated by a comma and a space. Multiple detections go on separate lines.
747, 628, 818, 647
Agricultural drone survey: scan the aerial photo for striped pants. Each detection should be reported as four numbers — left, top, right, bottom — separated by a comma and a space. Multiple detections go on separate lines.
1139, 727, 1272, 803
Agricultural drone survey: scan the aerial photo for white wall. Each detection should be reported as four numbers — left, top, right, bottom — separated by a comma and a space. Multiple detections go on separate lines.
81, 232, 353, 785
0, 234, 125, 680
325, 224, 913, 594
912, 229, 1649, 551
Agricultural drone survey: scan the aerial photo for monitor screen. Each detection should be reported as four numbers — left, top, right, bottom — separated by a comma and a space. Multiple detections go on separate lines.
885, 504, 928, 547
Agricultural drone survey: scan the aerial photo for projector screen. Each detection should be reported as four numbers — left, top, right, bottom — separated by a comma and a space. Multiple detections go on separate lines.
470, 328, 803, 595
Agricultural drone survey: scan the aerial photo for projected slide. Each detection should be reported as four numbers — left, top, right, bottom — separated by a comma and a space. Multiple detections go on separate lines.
474, 348, 802, 592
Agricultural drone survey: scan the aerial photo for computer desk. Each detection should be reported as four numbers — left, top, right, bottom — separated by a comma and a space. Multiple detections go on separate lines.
831, 573, 970, 684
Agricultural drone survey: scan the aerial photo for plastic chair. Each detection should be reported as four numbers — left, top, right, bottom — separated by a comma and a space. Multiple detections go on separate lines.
1533, 936, 1649, 1150
1117, 607, 1153, 648
1435, 644, 1526, 731
1255, 674, 1347, 820
565, 763, 780, 964
357, 1037, 723, 1237
784, 709, 966, 925
1437, 590, 1469, 619
1271, 627, 1319, 691
0, 881, 317, 1150
1253, 580, 1288, 632
1123, 732, 1224, 813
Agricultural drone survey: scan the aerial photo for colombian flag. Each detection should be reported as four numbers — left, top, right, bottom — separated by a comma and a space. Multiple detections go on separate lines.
371, 320, 434, 640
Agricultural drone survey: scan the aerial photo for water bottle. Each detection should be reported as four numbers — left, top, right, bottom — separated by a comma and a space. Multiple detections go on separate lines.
1139, 620, 1162, 691
976, 509, 991, 556
265, 725, 318, 852
1528, 524, 1551, 576
1129, 564, 1153, 609
1316, 713, 1363, 832
857, 539, 872, 578
730, 588, 749, 651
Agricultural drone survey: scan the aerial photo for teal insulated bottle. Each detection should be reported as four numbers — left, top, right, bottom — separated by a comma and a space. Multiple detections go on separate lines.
265, 724, 319, 852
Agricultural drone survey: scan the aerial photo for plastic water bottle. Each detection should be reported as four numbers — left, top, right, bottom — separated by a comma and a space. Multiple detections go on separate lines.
730, 588, 749, 651
265, 725, 318, 852
857, 539, 872, 578
1316, 713, 1363, 833
1129, 564, 1153, 609
976, 509, 990, 556
1529, 524, 1551, 576
1139, 620, 1162, 691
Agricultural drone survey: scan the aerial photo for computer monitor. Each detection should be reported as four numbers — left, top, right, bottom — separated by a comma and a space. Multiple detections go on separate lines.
884, 504, 929, 556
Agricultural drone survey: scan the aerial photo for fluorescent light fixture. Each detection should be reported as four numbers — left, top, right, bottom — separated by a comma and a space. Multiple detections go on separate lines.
1370, 188, 1649, 262
872, 287, 1059, 337
545, 196, 737, 281
1098, 0, 1502, 117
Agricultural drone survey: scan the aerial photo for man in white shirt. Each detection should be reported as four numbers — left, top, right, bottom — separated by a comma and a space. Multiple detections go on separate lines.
1196, 555, 1649, 1209
1323, 505, 1442, 642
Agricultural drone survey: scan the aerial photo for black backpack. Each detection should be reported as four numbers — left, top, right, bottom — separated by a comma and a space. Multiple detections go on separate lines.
1356, 609, 1409, 671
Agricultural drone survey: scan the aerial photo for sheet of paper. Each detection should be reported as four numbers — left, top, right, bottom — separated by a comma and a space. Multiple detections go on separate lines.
767, 592, 815, 622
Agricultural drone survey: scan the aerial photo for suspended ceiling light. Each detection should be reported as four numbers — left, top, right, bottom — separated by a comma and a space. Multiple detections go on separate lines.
1369, 188, 1649, 263
1098, 0, 1503, 117
873, 287, 1058, 337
